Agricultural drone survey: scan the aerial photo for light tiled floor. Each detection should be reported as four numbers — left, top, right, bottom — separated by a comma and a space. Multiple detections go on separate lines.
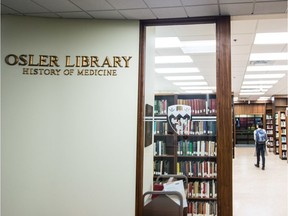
233, 147, 288, 216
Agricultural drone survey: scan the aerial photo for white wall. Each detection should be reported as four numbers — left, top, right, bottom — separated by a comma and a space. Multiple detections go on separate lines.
1, 16, 139, 216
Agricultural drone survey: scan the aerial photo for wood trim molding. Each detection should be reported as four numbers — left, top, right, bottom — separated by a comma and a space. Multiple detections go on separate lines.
216, 16, 232, 216
136, 16, 232, 216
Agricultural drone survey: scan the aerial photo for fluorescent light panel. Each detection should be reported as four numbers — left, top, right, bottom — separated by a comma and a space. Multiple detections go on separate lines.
244, 74, 285, 79
242, 80, 278, 84
165, 76, 204, 81
250, 53, 288, 61
239, 92, 265, 95
180, 86, 216, 90
181, 40, 216, 54
155, 37, 181, 48
247, 65, 288, 71
240, 89, 268, 93
173, 81, 208, 86
155, 56, 193, 64
254, 32, 288, 44
185, 90, 213, 93
155, 67, 200, 73
241, 85, 273, 89
257, 97, 271, 101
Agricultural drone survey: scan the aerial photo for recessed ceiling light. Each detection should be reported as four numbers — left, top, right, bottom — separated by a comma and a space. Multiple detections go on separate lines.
180, 86, 216, 90
155, 56, 193, 64
185, 90, 213, 94
155, 37, 181, 48
240, 89, 268, 93
164, 76, 204, 81
181, 40, 216, 53
239, 92, 265, 95
155, 67, 200, 73
254, 32, 288, 44
257, 97, 271, 101
241, 85, 273, 89
173, 81, 208, 86
243, 80, 278, 84
244, 74, 285, 79
250, 53, 288, 61
246, 65, 288, 71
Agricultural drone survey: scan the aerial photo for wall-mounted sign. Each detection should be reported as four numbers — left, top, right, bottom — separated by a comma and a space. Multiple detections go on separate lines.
4, 54, 133, 77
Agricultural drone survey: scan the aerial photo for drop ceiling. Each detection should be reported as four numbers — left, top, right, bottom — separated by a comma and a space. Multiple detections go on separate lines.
1, 0, 288, 102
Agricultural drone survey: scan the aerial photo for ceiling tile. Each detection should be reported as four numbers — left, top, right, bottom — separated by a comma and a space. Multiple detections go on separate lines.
251, 44, 287, 53
119, 9, 156, 19
232, 45, 251, 55
256, 18, 287, 33
185, 5, 219, 17
232, 54, 250, 62
70, 0, 113, 10
254, 1, 288, 14
2, 0, 49, 13
152, 7, 187, 18
231, 19, 257, 34
144, 0, 182, 8
220, 3, 253, 16
107, 0, 147, 9
32, 0, 81, 12
181, 0, 218, 6
57, 11, 93, 18
231, 34, 255, 46
88, 10, 125, 19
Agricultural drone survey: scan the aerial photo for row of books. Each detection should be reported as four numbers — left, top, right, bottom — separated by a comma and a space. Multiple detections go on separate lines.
154, 121, 169, 135
154, 99, 168, 115
177, 98, 217, 115
177, 140, 217, 157
187, 180, 217, 199
177, 161, 217, 178
154, 99, 217, 116
280, 121, 286, 127
153, 120, 216, 136
188, 121, 216, 136
154, 141, 168, 156
154, 160, 170, 175
187, 201, 217, 216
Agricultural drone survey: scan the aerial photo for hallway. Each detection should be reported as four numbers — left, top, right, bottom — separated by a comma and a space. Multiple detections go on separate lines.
233, 147, 288, 216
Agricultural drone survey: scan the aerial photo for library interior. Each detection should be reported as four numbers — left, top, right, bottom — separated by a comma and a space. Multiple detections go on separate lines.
1, 1, 287, 216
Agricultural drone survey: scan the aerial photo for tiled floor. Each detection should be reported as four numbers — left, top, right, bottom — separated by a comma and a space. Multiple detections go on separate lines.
233, 147, 288, 216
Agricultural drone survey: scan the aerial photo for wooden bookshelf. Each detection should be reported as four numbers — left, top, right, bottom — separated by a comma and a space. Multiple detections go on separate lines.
277, 111, 287, 159
272, 95, 288, 155
265, 103, 274, 152
153, 93, 217, 215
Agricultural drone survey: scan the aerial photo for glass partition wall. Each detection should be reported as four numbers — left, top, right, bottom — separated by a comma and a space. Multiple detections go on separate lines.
136, 17, 232, 216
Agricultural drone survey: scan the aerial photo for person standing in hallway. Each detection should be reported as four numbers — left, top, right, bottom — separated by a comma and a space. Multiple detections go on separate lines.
254, 122, 267, 170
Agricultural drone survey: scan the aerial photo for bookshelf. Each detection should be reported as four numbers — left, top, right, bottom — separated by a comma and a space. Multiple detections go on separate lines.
235, 114, 262, 146
277, 111, 287, 160
265, 103, 274, 152
153, 94, 217, 215
272, 96, 288, 155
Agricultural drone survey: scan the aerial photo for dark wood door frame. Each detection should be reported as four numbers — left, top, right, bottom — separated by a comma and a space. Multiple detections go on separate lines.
136, 16, 232, 216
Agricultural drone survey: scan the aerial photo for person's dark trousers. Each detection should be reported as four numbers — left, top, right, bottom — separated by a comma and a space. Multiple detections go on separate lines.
256, 143, 265, 169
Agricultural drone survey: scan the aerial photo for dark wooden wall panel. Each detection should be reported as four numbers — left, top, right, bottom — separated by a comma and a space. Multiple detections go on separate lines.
234, 103, 265, 115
